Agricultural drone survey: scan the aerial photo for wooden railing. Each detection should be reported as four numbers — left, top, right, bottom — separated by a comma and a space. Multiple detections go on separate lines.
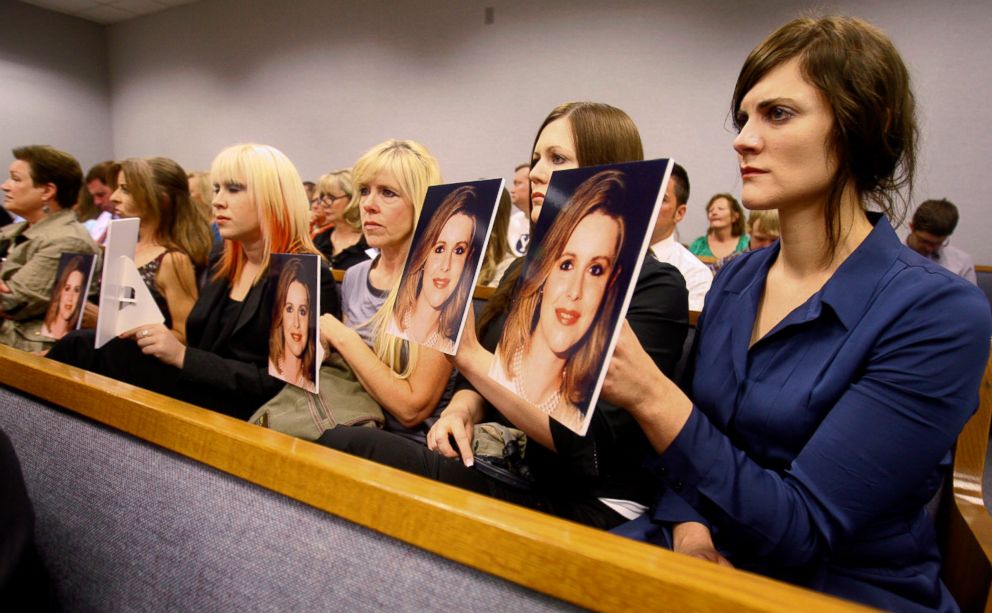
0, 344, 863, 612
941, 347, 992, 612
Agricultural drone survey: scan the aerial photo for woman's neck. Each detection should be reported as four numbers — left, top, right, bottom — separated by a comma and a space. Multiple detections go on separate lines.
776, 188, 872, 278
49, 317, 70, 338
373, 242, 409, 288
136, 220, 161, 248
23, 204, 55, 225
280, 350, 303, 385
710, 225, 734, 241
231, 237, 266, 299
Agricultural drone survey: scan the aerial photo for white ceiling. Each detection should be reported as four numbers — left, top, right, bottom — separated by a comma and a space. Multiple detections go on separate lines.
19, 0, 200, 24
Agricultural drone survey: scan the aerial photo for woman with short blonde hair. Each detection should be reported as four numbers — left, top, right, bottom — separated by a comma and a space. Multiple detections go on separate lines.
314, 168, 368, 270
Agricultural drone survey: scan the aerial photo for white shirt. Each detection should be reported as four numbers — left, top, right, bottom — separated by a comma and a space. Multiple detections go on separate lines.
507, 209, 530, 256
651, 234, 713, 312
928, 243, 977, 285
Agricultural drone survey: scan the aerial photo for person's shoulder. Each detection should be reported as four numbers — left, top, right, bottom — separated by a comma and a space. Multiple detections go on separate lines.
688, 235, 708, 253
672, 241, 712, 272
942, 243, 976, 264
897, 245, 981, 285
639, 253, 683, 282
883, 245, 990, 327
343, 258, 373, 284
0, 220, 26, 238
42, 218, 99, 252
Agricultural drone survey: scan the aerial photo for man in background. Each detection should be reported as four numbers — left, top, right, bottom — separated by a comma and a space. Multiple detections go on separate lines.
650, 163, 712, 311
906, 198, 976, 284
507, 163, 530, 256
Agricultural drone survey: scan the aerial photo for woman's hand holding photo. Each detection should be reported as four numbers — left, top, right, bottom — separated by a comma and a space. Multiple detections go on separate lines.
601, 321, 692, 453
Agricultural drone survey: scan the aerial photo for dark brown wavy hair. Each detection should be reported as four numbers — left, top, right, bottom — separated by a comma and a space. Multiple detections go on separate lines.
732, 15, 917, 260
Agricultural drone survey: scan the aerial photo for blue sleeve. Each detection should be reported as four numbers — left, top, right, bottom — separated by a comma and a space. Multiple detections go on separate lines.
650, 283, 991, 566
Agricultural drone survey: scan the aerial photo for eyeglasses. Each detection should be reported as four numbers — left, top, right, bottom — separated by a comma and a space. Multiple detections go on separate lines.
319, 193, 349, 207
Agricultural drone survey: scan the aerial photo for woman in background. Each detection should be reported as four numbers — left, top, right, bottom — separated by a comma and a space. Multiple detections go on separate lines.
91, 157, 212, 341
689, 193, 749, 258
0, 145, 99, 352
316, 169, 369, 270
316, 140, 451, 438
49, 144, 339, 419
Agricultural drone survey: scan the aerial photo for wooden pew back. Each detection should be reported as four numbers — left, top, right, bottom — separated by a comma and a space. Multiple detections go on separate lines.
0, 341, 859, 611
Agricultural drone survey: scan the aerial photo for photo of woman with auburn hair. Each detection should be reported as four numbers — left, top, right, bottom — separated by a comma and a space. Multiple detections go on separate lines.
390, 184, 487, 354
40, 254, 91, 341
268, 256, 318, 392
491, 169, 628, 432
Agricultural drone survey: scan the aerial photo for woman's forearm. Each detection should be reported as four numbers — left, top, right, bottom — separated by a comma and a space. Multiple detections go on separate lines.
327, 322, 449, 427
456, 341, 555, 450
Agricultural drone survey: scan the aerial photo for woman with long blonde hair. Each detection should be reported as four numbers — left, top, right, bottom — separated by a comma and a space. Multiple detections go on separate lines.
49, 144, 340, 419
314, 139, 450, 438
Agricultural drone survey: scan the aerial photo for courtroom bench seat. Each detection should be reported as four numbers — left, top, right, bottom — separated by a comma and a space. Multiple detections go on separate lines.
0, 345, 859, 612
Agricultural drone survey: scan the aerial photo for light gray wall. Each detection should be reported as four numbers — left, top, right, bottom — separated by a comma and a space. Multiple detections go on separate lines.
61, 0, 992, 261
0, 1, 112, 174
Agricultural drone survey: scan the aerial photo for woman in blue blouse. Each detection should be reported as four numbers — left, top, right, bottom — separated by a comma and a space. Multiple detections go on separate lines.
605, 16, 991, 612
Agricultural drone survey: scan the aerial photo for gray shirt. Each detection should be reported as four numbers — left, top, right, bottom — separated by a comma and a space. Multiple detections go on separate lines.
340, 258, 387, 348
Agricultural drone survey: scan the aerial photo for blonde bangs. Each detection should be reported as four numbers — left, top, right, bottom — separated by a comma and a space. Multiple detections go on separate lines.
211, 144, 318, 283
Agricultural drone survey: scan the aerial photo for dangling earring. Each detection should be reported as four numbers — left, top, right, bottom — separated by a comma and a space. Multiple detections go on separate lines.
41, 201, 50, 214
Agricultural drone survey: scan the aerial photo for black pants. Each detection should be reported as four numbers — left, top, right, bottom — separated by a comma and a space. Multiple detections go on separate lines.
47, 330, 184, 399
316, 427, 625, 530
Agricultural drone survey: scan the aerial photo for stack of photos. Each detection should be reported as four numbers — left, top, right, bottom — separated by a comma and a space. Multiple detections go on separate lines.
388, 178, 504, 354
40, 252, 97, 341
489, 159, 673, 435
267, 253, 321, 393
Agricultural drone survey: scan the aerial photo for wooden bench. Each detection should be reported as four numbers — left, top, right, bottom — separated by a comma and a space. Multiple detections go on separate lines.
940, 345, 992, 612
0, 344, 862, 611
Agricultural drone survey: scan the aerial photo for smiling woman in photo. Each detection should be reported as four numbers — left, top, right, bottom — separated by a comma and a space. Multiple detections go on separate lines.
40, 255, 87, 341
268, 257, 316, 392
391, 185, 483, 353
491, 170, 628, 431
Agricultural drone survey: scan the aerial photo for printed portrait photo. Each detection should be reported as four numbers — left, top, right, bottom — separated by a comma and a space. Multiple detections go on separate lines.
41, 252, 96, 341
489, 160, 672, 435
267, 253, 320, 393
389, 178, 503, 354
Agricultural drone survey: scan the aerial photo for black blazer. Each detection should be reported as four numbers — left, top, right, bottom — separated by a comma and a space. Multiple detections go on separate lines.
179, 262, 340, 418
